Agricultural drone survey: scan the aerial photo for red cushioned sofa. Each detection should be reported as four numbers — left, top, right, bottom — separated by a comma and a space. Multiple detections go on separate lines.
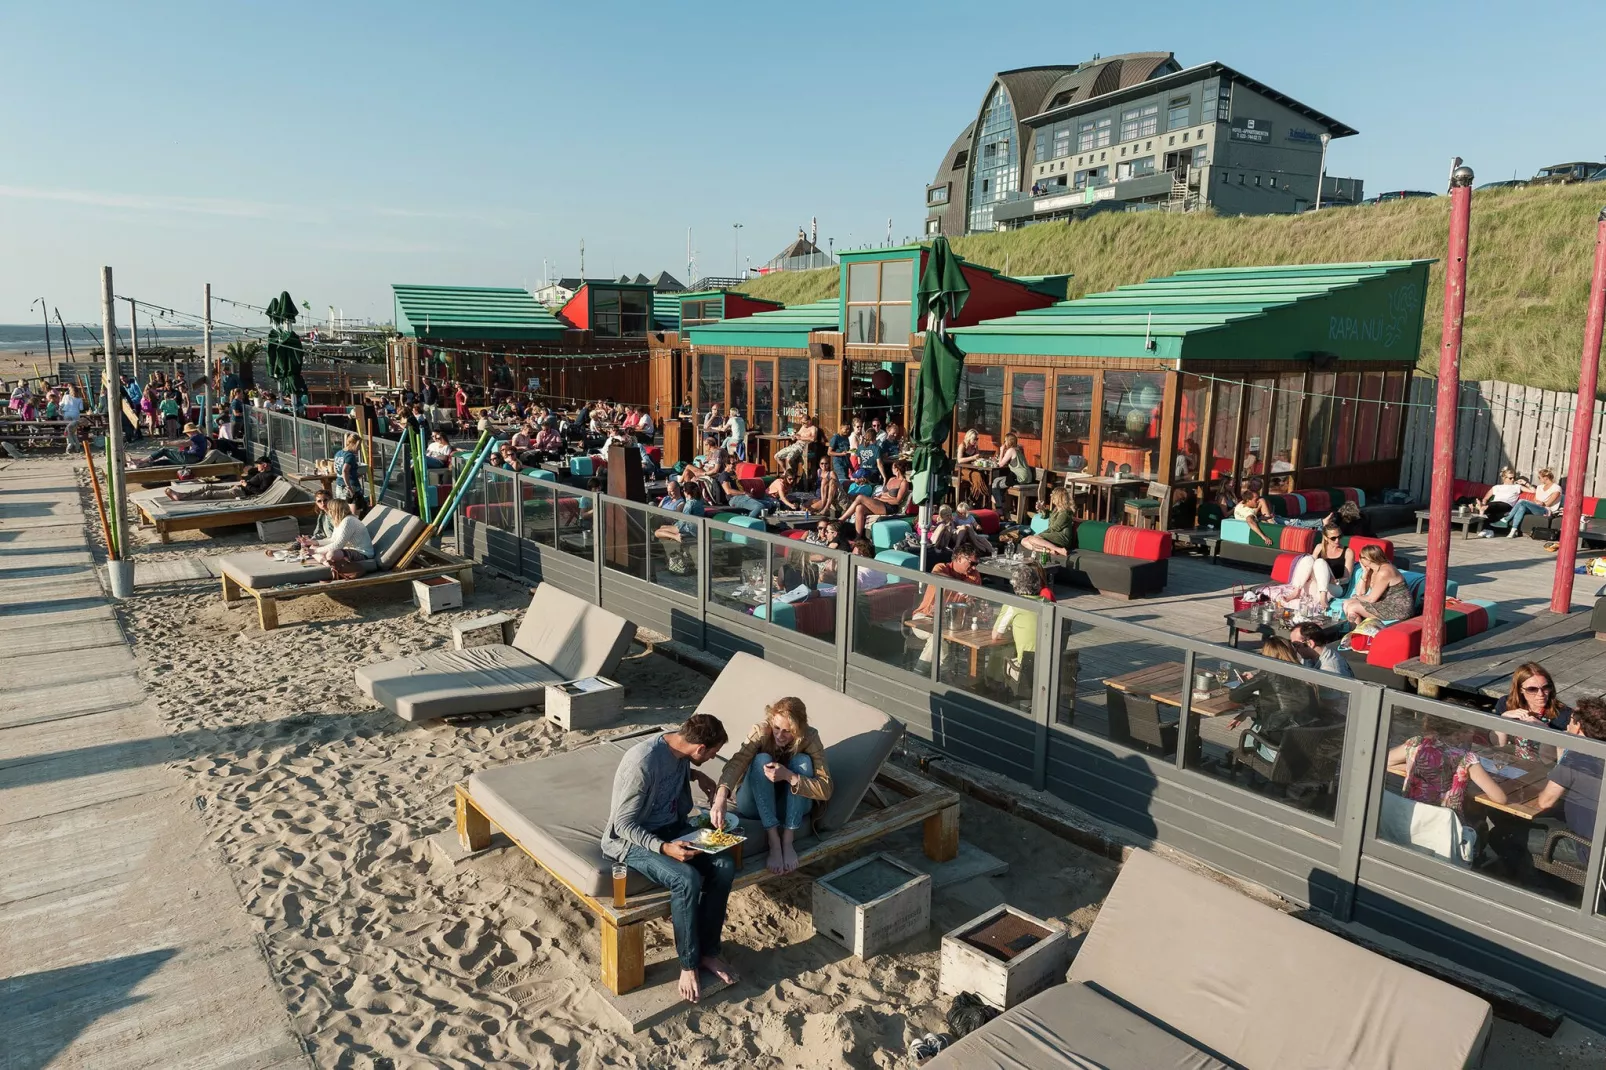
1059, 521, 1172, 599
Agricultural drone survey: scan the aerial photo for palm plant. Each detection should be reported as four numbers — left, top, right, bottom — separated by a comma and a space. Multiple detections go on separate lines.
222, 339, 263, 387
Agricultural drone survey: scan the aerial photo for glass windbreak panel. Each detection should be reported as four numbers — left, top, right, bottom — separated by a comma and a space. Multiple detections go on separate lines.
728, 361, 748, 422
1305, 372, 1336, 469
958, 365, 1005, 451
1008, 373, 1047, 469
1173, 374, 1208, 484
1378, 702, 1601, 908
520, 479, 558, 546
1352, 372, 1384, 464
1331, 372, 1360, 466
1051, 374, 1093, 473
481, 469, 517, 531
699, 353, 725, 417
708, 525, 769, 615
779, 358, 810, 430
850, 565, 930, 676
1268, 374, 1302, 489
880, 259, 914, 303
645, 503, 698, 596
848, 262, 879, 302
936, 586, 1043, 715
1239, 377, 1274, 483
1054, 618, 1188, 754
603, 498, 649, 578
752, 361, 775, 434
1209, 380, 1241, 484
1376, 372, 1406, 460
1100, 370, 1163, 478
298, 420, 324, 466
1181, 642, 1350, 820
763, 543, 839, 644
558, 491, 594, 560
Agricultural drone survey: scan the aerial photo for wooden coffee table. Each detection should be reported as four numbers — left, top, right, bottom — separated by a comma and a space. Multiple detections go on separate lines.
1414, 509, 1484, 539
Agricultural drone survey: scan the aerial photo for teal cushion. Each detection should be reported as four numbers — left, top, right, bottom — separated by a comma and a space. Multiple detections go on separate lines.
1029, 515, 1051, 535
874, 549, 919, 579
871, 519, 913, 550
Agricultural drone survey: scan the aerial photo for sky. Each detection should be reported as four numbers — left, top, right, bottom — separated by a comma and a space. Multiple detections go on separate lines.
2, 1, 1602, 326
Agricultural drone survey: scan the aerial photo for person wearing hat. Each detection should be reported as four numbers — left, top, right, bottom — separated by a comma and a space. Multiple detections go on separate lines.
128, 421, 217, 469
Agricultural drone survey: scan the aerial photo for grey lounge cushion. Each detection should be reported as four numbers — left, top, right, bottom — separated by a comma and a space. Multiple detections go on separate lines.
361, 505, 427, 571
219, 551, 378, 589
356, 644, 564, 722
696, 651, 902, 831
136, 477, 311, 519
924, 981, 1229, 1070
510, 584, 637, 681
468, 734, 654, 899
1069, 850, 1493, 1069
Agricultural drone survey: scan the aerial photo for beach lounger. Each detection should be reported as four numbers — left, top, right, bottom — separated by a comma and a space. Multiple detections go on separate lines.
218, 504, 473, 630
122, 458, 245, 487
355, 583, 635, 721
131, 476, 319, 542
452, 651, 960, 995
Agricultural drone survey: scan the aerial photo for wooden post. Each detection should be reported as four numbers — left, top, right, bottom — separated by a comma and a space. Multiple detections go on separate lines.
101, 267, 128, 559
127, 298, 140, 384
455, 785, 491, 852
600, 918, 646, 994
923, 803, 960, 862
1551, 207, 1606, 613
202, 282, 214, 435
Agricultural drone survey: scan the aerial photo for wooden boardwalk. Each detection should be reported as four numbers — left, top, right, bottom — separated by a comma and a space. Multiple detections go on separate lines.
0, 459, 304, 1070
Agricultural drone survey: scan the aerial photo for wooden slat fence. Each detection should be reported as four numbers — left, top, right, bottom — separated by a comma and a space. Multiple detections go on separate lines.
1399, 378, 1606, 502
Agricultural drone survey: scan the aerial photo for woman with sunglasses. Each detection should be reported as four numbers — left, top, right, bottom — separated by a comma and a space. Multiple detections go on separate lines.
1492, 662, 1571, 763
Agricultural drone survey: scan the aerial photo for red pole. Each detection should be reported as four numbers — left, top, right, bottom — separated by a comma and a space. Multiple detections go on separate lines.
1421, 164, 1476, 665
1551, 207, 1606, 613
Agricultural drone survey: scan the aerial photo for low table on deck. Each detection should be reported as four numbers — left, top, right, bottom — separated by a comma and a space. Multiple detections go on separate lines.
1414, 509, 1484, 539
1393, 609, 1601, 705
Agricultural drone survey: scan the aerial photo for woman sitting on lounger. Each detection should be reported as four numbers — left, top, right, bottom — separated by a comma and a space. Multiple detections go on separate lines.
309, 498, 373, 569
840, 458, 912, 537
709, 696, 832, 874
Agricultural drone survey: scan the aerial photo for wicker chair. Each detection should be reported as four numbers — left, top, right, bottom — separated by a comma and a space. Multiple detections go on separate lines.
1125, 693, 1179, 756
1237, 722, 1346, 794
1532, 827, 1590, 887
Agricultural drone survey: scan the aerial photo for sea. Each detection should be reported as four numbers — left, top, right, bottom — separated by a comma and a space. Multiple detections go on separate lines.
0, 324, 251, 354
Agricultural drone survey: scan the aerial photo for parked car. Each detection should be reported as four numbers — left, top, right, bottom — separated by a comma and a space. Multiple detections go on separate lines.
1476, 179, 1528, 190
1362, 190, 1437, 205
1529, 162, 1606, 186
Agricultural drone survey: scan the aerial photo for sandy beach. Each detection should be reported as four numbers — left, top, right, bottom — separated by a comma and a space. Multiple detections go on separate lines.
101, 507, 1117, 1068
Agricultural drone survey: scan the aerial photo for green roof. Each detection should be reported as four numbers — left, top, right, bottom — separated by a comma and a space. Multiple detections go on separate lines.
392, 284, 567, 341
951, 261, 1434, 362
686, 299, 840, 349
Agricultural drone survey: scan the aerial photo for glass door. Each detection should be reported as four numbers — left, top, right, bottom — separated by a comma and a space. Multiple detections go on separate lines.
752, 360, 775, 434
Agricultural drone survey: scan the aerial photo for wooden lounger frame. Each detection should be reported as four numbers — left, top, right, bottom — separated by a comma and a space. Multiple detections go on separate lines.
123, 461, 245, 487
454, 762, 960, 995
132, 496, 321, 543
221, 544, 476, 630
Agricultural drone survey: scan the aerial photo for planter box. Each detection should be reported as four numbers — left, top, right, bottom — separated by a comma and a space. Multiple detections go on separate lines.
413, 575, 463, 616
452, 612, 515, 649
545, 676, 624, 730
939, 905, 1069, 1010
256, 516, 301, 542
813, 853, 931, 959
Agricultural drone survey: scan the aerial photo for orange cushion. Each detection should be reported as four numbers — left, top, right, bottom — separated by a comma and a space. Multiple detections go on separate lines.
1347, 536, 1394, 562
735, 462, 764, 481
1278, 526, 1318, 553
968, 508, 1001, 535
1271, 554, 1298, 583
1102, 525, 1172, 561
1300, 490, 1331, 513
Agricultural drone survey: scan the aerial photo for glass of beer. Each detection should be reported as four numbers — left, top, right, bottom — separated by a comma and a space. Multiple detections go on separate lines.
612, 863, 628, 907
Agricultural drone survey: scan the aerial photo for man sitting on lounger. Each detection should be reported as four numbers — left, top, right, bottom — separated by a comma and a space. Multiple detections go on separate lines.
601, 713, 738, 1003
165, 456, 276, 500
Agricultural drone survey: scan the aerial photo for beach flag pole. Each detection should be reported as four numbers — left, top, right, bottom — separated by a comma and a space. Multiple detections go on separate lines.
395, 432, 491, 569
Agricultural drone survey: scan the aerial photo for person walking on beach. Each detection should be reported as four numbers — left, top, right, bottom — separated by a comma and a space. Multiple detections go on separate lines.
601, 714, 738, 1004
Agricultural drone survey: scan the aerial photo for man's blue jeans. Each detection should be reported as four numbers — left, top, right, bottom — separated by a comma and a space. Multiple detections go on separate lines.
623, 827, 737, 970
735, 752, 814, 830
726, 494, 772, 518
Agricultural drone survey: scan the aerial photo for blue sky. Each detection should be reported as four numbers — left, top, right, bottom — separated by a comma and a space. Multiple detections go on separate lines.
2, 1, 1601, 325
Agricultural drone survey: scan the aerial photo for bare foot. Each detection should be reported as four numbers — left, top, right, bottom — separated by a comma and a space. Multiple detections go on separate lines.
701, 955, 739, 985
782, 843, 799, 873
678, 967, 700, 1003
767, 844, 786, 874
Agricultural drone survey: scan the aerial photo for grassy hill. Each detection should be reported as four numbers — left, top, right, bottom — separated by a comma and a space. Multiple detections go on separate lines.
740, 184, 1606, 391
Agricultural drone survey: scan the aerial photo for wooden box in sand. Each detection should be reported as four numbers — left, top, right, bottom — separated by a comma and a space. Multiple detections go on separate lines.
544, 676, 624, 730
812, 852, 931, 959
413, 575, 463, 615
939, 904, 1069, 1010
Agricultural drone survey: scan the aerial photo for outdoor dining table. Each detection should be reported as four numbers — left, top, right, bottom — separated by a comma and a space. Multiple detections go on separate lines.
940, 626, 1016, 679
1104, 661, 1245, 717
1387, 753, 1553, 820
286, 470, 337, 496
953, 460, 995, 507
1068, 474, 1146, 523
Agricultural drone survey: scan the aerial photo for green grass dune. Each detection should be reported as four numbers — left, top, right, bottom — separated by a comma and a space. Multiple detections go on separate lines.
740, 184, 1606, 391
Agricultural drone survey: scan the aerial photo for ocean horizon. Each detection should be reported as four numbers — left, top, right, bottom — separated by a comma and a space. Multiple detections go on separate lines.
0, 323, 252, 354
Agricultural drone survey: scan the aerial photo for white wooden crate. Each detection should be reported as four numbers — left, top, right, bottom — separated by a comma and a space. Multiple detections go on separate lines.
544, 676, 624, 730
939, 905, 1069, 1010
812, 853, 931, 959
413, 576, 462, 616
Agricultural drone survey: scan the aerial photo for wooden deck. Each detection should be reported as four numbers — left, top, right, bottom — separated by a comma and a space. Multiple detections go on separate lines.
1394, 610, 1606, 706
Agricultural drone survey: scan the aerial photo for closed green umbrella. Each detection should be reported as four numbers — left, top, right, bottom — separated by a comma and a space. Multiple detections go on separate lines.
265, 291, 305, 400
910, 237, 970, 570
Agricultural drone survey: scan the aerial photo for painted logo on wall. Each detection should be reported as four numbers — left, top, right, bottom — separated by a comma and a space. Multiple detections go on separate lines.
1327, 283, 1419, 349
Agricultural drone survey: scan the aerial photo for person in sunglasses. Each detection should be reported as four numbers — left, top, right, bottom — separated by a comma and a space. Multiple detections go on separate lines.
1492, 662, 1572, 763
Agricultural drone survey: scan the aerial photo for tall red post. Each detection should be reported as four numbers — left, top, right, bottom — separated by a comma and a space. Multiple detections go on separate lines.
1421, 165, 1476, 665
1551, 207, 1606, 613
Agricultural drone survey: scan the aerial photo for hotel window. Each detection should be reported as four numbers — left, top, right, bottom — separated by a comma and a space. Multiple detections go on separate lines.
1077, 120, 1096, 152
1095, 116, 1112, 147
1217, 82, 1232, 121
927, 186, 948, 205
1119, 103, 1158, 142
925, 218, 940, 235
1052, 126, 1071, 158
1168, 96, 1190, 130
845, 259, 914, 345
